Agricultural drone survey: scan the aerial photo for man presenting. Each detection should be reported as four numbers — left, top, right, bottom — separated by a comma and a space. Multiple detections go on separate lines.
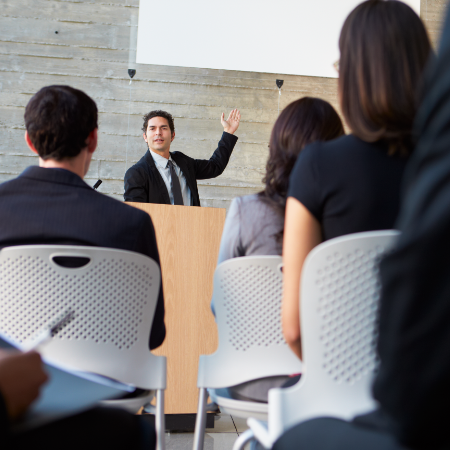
124, 109, 240, 205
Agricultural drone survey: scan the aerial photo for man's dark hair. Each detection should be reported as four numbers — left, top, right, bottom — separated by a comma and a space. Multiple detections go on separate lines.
24, 85, 98, 161
339, 0, 431, 155
142, 110, 175, 135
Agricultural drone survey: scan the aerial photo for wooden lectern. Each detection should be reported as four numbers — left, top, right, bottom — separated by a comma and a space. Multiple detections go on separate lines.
126, 203, 223, 418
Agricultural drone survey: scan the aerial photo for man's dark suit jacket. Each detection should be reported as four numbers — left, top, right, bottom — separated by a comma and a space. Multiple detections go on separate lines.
124, 132, 238, 205
0, 166, 165, 350
371, 6, 450, 449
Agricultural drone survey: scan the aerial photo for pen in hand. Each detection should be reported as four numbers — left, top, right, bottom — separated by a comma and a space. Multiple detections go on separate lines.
22, 311, 74, 352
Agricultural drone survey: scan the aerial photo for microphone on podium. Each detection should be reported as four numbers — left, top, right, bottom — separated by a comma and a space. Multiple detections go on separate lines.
93, 180, 102, 190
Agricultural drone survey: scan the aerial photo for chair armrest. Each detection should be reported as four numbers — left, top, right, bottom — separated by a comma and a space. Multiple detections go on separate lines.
247, 418, 273, 449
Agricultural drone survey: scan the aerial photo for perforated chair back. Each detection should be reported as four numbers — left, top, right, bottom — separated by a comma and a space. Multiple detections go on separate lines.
0, 245, 165, 389
197, 256, 302, 388
268, 231, 399, 441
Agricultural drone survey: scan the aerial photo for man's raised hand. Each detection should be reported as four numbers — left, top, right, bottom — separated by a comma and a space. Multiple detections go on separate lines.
0, 350, 48, 420
221, 109, 241, 135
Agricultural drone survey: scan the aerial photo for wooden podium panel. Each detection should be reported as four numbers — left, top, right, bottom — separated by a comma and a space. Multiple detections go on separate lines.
126, 203, 223, 414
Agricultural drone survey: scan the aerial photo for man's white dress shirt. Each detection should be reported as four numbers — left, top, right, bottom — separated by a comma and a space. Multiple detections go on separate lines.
150, 149, 192, 206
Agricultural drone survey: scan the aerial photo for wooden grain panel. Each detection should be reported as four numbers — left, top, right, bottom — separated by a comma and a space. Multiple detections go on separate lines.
0, 58, 334, 113
0, 40, 131, 65
0, 152, 38, 171
0, 17, 130, 49
2, 0, 137, 26
0, 39, 340, 91
421, 0, 447, 46
126, 203, 223, 414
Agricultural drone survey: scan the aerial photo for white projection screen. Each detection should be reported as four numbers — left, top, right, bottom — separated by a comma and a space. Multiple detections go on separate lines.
136, 0, 420, 78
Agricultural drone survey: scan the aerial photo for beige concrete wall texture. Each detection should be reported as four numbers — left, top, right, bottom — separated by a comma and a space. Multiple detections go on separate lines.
0, 0, 446, 209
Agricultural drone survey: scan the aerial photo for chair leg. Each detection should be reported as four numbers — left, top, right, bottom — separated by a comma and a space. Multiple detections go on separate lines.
193, 388, 208, 450
156, 389, 165, 450
232, 429, 255, 450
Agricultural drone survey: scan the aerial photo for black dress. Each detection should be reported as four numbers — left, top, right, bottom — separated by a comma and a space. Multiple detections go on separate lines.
288, 134, 408, 240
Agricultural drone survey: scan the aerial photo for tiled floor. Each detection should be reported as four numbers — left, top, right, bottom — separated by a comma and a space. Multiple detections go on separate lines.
165, 414, 249, 450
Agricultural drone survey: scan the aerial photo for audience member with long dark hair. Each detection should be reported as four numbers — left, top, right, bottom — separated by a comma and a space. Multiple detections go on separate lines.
273, 2, 450, 448
211, 97, 343, 403
217, 97, 344, 265
282, 0, 431, 360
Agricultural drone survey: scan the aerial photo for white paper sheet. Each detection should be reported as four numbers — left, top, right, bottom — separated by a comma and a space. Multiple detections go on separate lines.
0, 333, 133, 431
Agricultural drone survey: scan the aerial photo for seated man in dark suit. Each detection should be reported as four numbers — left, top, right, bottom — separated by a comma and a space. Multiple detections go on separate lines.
124, 109, 240, 205
0, 85, 164, 448
0, 85, 164, 351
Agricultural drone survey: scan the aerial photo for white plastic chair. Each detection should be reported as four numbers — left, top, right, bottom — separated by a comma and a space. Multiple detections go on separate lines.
0, 245, 166, 450
246, 231, 399, 449
193, 256, 303, 450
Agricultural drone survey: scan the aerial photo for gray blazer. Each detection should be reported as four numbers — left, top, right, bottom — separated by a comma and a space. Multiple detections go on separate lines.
217, 194, 283, 264
218, 192, 284, 259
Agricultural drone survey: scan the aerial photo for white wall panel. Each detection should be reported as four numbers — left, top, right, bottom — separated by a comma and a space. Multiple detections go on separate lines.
137, 0, 420, 78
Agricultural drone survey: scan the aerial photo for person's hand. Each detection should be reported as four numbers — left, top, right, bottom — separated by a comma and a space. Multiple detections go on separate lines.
0, 350, 48, 420
221, 109, 241, 135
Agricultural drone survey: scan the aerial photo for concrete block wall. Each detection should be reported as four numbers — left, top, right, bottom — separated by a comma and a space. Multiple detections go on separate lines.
0, 0, 446, 208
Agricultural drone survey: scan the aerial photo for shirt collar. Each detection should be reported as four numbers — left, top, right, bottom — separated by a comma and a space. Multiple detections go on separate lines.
149, 149, 174, 170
